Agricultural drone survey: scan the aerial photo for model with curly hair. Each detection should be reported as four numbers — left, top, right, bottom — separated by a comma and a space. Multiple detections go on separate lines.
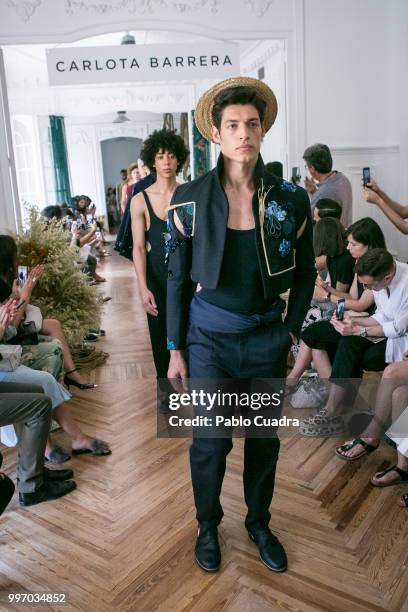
130, 129, 189, 410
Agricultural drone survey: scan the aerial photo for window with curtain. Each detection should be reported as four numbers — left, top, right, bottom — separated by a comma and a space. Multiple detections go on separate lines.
49, 115, 72, 203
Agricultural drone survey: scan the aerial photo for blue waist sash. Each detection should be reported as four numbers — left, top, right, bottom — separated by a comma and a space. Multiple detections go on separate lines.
189, 294, 285, 334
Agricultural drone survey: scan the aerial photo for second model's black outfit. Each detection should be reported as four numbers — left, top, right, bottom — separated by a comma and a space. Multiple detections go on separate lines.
166, 154, 316, 532
142, 191, 170, 383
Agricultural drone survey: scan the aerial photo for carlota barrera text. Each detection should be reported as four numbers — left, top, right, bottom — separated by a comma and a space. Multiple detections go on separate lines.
55, 55, 233, 73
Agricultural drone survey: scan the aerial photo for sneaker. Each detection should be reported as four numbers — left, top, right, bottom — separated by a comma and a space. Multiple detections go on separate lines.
290, 377, 328, 409
299, 408, 346, 437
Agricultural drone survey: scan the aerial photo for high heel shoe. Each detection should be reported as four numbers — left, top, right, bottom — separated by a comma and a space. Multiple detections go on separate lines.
64, 369, 97, 390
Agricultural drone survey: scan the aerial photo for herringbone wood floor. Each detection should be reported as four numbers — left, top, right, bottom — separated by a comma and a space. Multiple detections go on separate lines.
1, 253, 408, 612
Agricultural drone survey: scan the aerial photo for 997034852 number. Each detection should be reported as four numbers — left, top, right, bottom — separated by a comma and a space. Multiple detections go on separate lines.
3, 593, 68, 605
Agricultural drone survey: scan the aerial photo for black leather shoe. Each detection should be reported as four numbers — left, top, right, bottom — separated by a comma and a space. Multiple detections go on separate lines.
43, 467, 74, 481
195, 528, 221, 572
0, 473, 15, 515
248, 527, 287, 572
19, 480, 76, 507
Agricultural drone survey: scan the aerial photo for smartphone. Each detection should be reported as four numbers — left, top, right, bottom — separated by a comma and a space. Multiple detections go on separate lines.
292, 166, 301, 183
86, 213, 94, 224
95, 231, 102, 240
17, 265, 28, 287
363, 167, 371, 187
335, 298, 345, 321
65, 218, 73, 230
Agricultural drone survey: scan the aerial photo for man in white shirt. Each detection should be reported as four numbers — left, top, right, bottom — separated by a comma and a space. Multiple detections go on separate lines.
299, 249, 408, 436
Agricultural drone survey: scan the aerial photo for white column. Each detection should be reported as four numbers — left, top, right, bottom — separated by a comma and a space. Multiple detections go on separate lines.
0, 48, 20, 233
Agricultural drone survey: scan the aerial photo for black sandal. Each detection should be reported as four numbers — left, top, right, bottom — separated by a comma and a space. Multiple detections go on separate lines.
335, 436, 379, 461
371, 465, 408, 488
72, 438, 111, 456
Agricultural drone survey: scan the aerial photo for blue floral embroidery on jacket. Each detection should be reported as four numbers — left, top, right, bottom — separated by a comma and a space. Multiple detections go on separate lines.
279, 239, 291, 257
177, 204, 194, 237
264, 201, 287, 236
279, 180, 298, 193
167, 338, 176, 350
164, 217, 183, 263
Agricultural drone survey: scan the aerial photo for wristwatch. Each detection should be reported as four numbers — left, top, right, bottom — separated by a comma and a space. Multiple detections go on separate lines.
359, 327, 368, 337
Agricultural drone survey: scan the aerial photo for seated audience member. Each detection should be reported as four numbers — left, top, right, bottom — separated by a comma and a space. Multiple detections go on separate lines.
363, 179, 408, 235
312, 217, 354, 299
313, 198, 343, 223
0, 235, 95, 389
75, 195, 108, 258
0, 382, 76, 507
265, 161, 283, 178
389, 401, 408, 510
288, 218, 383, 392
298, 249, 408, 436
336, 349, 408, 478
303, 143, 352, 227
0, 300, 111, 463
40, 204, 105, 283
41, 205, 63, 220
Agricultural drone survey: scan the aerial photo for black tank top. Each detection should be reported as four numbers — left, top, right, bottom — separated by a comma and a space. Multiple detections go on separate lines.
143, 191, 167, 291
198, 228, 275, 314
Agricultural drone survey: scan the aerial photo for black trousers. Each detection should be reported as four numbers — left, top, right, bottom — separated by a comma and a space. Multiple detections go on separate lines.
146, 286, 170, 392
187, 321, 291, 531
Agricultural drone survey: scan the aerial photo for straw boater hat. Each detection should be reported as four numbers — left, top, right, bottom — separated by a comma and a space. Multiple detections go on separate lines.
194, 76, 278, 142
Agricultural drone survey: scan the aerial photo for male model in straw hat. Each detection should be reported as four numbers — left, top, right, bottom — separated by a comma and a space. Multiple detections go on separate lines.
165, 77, 316, 572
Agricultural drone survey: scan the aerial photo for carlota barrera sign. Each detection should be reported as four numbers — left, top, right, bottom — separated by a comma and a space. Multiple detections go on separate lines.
46, 43, 240, 86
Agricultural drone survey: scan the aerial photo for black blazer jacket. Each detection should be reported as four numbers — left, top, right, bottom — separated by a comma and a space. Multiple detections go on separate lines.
166, 154, 316, 350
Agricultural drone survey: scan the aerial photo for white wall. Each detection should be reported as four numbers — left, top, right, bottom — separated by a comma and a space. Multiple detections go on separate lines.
241, 40, 287, 174
101, 137, 142, 191
65, 114, 164, 216
303, 0, 407, 260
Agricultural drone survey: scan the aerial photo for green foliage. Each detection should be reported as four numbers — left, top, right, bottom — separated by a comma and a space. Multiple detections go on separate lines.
16, 208, 101, 346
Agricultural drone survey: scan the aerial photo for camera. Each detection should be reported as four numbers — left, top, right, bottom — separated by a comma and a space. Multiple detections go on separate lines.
363, 167, 371, 187
335, 298, 345, 321
17, 265, 28, 287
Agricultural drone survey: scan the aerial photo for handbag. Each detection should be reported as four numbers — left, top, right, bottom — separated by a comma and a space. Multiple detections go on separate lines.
0, 344, 22, 371
25, 303, 43, 332
8, 321, 39, 346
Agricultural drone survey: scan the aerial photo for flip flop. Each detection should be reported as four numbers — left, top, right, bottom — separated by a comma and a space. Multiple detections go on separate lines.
371, 465, 408, 488
335, 436, 379, 461
72, 438, 111, 456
